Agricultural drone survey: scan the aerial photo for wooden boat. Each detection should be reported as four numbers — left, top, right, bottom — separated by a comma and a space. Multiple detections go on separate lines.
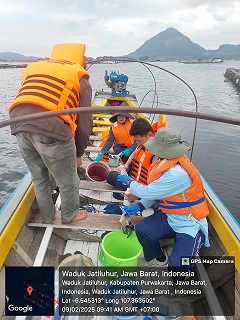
0, 68, 239, 320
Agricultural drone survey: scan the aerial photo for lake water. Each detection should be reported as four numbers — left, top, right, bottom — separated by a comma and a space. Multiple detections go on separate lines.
0, 61, 240, 223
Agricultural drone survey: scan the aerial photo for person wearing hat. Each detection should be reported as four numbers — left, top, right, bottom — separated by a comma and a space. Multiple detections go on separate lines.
117, 128, 210, 278
95, 112, 137, 163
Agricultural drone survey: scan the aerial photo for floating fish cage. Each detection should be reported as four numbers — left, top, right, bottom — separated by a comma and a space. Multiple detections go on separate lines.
224, 68, 240, 89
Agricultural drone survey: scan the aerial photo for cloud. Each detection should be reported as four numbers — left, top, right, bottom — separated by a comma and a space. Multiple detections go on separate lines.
0, 0, 239, 57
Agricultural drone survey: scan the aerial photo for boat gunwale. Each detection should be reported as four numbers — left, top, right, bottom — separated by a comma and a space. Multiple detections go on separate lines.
0, 178, 35, 269
0, 172, 32, 234
202, 177, 240, 273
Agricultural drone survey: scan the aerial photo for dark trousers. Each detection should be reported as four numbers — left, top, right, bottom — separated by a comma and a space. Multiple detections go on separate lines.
135, 210, 205, 280
106, 171, 127, 191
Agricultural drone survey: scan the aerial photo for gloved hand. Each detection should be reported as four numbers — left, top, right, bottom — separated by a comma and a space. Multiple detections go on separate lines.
117, 174, 132, 185
123, 204, 140, 215
120, 148, 132, 158
95, 153, 103, 162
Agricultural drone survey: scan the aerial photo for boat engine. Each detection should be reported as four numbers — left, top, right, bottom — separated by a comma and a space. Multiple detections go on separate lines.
104, 71, 129, 97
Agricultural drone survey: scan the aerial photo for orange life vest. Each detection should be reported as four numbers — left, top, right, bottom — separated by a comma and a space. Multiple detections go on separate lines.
99, 129, 111, 147
148, 155, 209, 220
130, 146, 154, 185
111, 118, 135, 147
8, 43, 89, 135
151, 114, 167, 131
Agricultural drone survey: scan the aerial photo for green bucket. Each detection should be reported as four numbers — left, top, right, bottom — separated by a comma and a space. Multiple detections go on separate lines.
99, 231, 142, 267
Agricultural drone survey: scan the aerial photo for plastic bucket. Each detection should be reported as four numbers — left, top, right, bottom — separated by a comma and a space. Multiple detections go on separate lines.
108, 155, 119, 167
86, 162, 110, 182
99, 232, 142, 267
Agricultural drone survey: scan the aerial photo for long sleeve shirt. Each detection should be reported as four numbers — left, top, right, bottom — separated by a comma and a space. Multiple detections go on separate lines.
9, 77, 93, 157
130, 163, 210, 247
101, 127, 137, 153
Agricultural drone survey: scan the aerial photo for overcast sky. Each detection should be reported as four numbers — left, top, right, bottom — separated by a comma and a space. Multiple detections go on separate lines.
0, 0, 239, 58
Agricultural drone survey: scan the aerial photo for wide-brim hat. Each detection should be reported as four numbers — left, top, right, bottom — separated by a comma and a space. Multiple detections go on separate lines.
109, 112, 134, 123
144, 128, 190, 159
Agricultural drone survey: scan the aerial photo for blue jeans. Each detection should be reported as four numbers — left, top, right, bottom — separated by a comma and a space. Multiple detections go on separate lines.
16, 132, 79, 223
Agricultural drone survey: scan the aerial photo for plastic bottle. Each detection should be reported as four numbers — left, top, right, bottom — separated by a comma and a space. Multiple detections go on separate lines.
123, 188, 131, 206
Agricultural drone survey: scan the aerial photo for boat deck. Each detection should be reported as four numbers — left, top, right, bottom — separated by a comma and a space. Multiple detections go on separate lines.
1, 127, 239, 319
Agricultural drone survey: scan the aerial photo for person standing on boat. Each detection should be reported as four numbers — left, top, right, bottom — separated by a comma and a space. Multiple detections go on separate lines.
8, 43, 93, 224
117, 128, 210, 278
95, 112, 137, 164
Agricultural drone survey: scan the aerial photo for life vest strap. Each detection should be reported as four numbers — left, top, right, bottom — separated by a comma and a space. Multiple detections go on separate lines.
157, 197, 205, 209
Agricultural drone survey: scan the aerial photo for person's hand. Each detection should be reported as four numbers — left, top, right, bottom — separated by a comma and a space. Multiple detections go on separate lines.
116, 164, 128, 174
95, 153, 103, 162
117, 175, 131, 185
76, 156, 82, 167
119, 148, 132, 158
124, 193, 138, 202
116, 165, 121, 174
123, 204, 140, 215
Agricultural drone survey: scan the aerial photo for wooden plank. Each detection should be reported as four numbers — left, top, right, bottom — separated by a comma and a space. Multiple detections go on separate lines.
93, 113, 111, 118
33, 227, 53, 266
92, 127, 110, 133
235, 274, 240, 319
79, 180, 119, 192
85, 146, 114, 153
195, 260, 226, 318
64, 240, 84, 255
89, 135, 102, 141
85, 146, 102, 153
27, 211, 143, 231
53, 228, 102, 242
93, 119, 110, 126
79, 189, 121, 203
12, 242, 33, 266
82, 241, 100, 266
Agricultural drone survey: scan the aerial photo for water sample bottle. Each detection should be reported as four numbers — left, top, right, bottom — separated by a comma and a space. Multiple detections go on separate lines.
123, 188, 131, 206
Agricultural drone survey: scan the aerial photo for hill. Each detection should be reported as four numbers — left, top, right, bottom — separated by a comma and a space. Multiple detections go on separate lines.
127, 27, 240, 60
1, 29, 240, 61
0, 52, 40, 61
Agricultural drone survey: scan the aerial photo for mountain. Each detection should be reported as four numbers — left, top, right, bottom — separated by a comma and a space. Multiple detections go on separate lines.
0, 52, 40, 61
127, 28, 240, 60
1, 29, 240, 61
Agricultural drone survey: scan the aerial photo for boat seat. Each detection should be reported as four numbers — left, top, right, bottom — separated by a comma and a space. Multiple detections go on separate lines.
93, 119, 111, 126
89, 135, 102, 141
84, 146, 114, 153
93, 113, 111, 118
79, 180, 119, 192
92, 127, 110, 133
27, 211, 143, 232
92, 104, 107, 107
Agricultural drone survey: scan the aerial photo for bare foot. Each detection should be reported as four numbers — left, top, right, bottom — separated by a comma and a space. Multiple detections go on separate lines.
73, 209, 88, 222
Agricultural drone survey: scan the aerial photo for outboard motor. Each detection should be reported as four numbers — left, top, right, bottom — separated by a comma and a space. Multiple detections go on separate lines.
105, 71, 129, 97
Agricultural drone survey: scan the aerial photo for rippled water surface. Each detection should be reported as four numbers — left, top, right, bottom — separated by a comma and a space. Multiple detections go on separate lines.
0, 61, 240, 222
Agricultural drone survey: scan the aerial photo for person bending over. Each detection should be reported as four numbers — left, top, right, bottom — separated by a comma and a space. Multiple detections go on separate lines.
8, 43, 93, 224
